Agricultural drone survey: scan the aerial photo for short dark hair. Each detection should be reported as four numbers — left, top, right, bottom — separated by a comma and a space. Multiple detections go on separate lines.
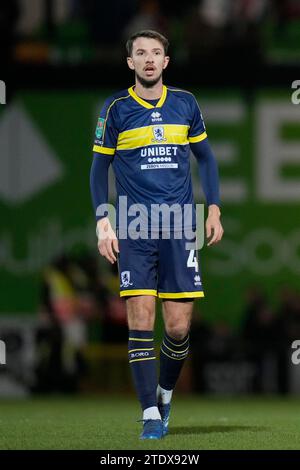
126, 30, 169, 57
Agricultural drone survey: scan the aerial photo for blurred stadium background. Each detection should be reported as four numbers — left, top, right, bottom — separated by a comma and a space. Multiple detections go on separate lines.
1, 0, 300, 449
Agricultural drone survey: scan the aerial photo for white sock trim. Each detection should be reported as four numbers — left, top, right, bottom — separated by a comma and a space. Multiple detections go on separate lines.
143, 406, 161, 420
157, 385, 173, 405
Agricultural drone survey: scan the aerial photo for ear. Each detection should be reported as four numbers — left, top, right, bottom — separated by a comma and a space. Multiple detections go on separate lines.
163, 56, 170, 70
127, 57, 135, 70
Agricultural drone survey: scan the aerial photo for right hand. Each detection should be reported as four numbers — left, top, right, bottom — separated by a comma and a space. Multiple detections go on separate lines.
96, 217, 119, 264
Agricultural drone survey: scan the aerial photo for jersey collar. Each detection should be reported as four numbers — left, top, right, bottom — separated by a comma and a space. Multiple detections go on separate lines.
128, 85, 167, 109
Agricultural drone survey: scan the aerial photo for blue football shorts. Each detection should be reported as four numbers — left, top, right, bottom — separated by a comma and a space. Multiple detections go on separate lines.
117, 231, 204, 299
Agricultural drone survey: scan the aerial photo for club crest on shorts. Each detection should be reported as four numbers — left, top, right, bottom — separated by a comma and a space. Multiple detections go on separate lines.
120, 271, 133, 288
152, 125, 167, 142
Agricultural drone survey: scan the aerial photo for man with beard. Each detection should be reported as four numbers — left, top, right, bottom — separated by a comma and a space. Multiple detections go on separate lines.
90, 30, 223, 439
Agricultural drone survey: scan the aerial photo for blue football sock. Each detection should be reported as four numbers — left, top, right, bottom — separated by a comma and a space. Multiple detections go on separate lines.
128, 330, 158, 411
159, 332, 189, 392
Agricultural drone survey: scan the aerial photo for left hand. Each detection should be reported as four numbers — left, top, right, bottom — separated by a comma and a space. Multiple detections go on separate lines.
206, 204, 224, 246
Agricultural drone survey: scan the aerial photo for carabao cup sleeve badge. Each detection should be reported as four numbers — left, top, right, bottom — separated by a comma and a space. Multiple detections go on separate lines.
96, 118, 105, 139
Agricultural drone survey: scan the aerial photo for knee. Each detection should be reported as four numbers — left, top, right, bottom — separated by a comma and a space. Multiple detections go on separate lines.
165, 323, 190, 341
130, 312, 153, 330
127, 297, 155, 330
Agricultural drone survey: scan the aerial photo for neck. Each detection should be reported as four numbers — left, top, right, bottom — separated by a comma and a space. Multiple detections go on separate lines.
134, 80, 163, 100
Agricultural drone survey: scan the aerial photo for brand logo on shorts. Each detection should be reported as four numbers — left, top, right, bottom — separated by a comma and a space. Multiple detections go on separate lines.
152, 126, 167, 142
120, 271, 133, 288
194, 275, 202, 286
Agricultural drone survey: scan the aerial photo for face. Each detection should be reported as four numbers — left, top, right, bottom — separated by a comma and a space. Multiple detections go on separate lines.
127, 37, 170, 88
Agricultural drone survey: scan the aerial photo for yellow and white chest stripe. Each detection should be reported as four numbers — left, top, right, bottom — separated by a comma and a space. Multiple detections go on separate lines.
117, 124, 188, 150
93, 126, 207, 155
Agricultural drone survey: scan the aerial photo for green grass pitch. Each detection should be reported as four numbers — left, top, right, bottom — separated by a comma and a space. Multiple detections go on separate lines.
0, 395, 300, 450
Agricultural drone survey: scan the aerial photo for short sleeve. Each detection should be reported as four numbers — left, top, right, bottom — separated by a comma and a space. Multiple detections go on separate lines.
188, 95, 207, 144
93, 97, 119, 156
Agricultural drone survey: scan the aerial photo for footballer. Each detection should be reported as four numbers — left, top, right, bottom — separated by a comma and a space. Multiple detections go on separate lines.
90, 30, 223, 439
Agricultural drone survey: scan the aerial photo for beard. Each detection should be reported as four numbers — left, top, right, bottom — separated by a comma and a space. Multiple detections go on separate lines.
136, 71, 163, 88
